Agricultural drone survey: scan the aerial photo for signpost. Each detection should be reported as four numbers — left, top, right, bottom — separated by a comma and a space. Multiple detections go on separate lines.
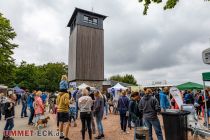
202, 46, 210, 129
202, 72, 210, 129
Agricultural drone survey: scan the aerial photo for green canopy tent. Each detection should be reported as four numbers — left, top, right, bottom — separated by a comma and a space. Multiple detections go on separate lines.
176, 82, 203, 90
202, 72, 210, 129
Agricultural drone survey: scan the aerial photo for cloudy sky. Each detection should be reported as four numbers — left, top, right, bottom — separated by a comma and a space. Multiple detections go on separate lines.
0, 0, 210, 85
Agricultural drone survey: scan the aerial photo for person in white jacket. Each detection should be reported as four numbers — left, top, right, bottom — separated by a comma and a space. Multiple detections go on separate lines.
78, 88, 93, 140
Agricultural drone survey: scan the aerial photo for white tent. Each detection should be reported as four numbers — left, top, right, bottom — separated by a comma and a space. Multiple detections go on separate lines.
78, 83, 90, 89
108, 83, 127, 100
108, 83, 127, 91
78, 83, 95, 90
0, 85, 8, 89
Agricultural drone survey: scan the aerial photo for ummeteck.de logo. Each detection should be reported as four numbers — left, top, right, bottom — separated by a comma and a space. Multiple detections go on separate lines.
2, 130, 63, 137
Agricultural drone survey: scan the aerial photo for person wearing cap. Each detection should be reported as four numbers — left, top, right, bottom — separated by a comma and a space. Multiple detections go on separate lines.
3, 92, 16, 140
139, 89, 163, 140
78, 88, 93, 140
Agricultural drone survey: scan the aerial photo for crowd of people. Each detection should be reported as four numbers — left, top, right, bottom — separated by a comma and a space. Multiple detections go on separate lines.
1, 76, 210, 140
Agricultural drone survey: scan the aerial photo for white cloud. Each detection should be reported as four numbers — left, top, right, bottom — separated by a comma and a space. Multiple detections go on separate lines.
1, 0, 210, 84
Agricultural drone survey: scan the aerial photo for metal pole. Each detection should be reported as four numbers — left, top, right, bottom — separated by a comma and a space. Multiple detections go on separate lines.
203, 81, 209, 129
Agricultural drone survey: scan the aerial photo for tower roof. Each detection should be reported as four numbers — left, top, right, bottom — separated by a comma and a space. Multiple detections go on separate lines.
67, 8, 107, 27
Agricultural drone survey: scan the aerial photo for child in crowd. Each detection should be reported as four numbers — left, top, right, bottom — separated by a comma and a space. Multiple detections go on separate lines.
59, 75, 68, 93
69, 97, 77, 127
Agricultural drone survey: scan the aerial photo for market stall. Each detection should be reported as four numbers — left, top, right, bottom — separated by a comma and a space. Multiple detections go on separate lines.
176, 82, 203, 90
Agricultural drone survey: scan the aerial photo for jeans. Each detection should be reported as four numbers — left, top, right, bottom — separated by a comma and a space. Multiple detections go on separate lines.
95, 114, 104, 135
80, 112, 92, 140
128, 114, 132, 128
17, 98, 21, 105
120, 113, 128, 132
91, 112, 96, 134
104, 103, 109, 116
4, 118, 14, 131
28, 108, 34, 124
76, 101, 79, 119
144, 119, 163, 140
0, 109, 1, 120
33, 114, 42, 124
21, 102, 27, 117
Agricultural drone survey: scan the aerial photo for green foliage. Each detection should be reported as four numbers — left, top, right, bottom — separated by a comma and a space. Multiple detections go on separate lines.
109, 74, 138, 85
36, 63, 68, 92
164, 0, 179, 10
14, 61, 39, 90
139, 0, 162, 15
139, 0, 210, 15
14, 62, 68, 92
109, 75, 123, 82
0, 13, 18, 86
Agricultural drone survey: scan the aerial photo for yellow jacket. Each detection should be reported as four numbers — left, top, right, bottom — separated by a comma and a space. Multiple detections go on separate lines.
56, 92, 70, 113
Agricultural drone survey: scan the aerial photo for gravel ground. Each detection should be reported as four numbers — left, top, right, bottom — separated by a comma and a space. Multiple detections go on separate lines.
0, 105, 204, 140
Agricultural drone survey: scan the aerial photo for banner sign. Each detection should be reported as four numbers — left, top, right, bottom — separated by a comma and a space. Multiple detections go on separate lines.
69, 82, 77, 91
170, 87, 183, 109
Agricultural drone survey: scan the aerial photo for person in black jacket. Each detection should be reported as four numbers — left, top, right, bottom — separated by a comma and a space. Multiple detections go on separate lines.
129, 92, 143, 139
129, 92, 143, 127
3, 92, 17, 140
21, 90, 28, 118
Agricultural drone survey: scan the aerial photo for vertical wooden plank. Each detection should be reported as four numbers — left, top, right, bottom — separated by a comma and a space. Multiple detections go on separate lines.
76, 25, 104, 81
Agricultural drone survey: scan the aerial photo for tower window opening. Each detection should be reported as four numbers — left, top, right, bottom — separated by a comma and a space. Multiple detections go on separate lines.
83, 15, 98, 25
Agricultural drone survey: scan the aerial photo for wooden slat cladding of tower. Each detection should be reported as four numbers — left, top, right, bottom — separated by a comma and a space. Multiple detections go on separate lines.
76, 25, 104, 81
68, 26, 77, 81
67, 8, 106, 82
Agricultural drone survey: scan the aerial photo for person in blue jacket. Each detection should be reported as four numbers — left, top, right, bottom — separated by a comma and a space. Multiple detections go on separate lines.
40, 91, 48, 105
59, 75, 69, 93
184, 90, 194, 104
117, 90, 130, 134
159, 88, 170, 111
27, 91, 35, 125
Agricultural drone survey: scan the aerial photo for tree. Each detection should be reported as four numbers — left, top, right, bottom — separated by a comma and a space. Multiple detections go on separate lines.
37, 63, 68, 92
0, 13, 18, 86
122, 74, 138, 86
14, 62, 68, 92
15, 61, 39, 90
109, 74, 138, 85
138, 0, 210, 15
109, 74, 123, 82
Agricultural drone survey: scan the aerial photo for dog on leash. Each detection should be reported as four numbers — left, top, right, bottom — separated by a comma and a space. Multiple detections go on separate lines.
36, 116, 50, 129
